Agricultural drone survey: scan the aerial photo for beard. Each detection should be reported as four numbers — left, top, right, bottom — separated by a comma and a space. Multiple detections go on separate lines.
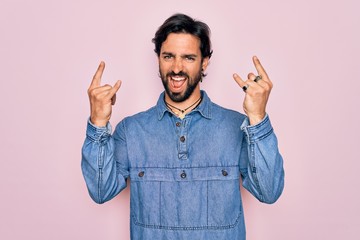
159, 67, 202, 103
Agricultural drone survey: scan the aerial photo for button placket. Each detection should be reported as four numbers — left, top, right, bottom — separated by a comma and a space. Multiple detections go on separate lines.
178, 118, 190, 160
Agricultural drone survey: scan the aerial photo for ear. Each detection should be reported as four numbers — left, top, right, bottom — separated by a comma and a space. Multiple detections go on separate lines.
201, 57, 209, 71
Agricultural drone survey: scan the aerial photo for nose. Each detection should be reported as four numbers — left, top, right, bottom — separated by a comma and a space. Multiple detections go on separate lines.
172, 58, 183, 74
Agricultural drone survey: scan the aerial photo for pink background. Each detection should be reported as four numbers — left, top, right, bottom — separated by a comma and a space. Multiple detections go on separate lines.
1, 0, 359, 239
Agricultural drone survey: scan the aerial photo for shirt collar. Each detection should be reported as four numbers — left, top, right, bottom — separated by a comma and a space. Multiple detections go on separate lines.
156, 90, 212, 120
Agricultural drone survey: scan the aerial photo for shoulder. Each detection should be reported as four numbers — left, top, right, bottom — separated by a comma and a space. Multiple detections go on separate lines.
112, 106, 158, 138
199, 91, 246, 122
122, 105, 158, 126
210, 101, 246, 122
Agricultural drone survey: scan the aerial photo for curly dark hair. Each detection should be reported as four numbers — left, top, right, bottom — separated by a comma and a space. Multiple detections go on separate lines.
152, 13, 213, 60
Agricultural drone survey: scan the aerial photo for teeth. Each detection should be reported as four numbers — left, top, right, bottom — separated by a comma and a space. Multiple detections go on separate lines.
171, 76, 185, 81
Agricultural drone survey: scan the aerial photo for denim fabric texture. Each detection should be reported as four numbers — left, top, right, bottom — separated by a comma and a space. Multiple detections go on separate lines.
81, 91, 284, 240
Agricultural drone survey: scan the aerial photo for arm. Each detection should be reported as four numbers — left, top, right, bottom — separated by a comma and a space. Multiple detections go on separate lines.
81, 61, 127, 204
81, 120, 129, 204
240, 115, 284, 203
233, 56, 284, 203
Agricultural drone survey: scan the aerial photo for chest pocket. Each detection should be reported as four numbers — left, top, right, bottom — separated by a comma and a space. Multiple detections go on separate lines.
130, 166, 242, 230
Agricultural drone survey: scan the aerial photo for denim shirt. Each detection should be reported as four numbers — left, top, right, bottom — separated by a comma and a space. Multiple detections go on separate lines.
81, 91, 284, 240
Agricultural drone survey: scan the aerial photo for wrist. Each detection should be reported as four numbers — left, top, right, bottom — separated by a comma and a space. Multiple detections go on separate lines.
90, 117, 108, 127
248, 113, 266, 126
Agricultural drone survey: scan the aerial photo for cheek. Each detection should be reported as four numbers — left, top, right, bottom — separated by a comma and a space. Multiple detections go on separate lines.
160, 68, 169, 78
188, 64, 202, 75
159, 62, 171, 74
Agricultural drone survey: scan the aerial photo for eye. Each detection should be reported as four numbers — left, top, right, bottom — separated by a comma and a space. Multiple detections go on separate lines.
163, 55, 173, 60
185, 56, 195, 62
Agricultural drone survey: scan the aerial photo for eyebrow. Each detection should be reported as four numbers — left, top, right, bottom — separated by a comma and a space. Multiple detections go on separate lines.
161, 52, 198, 58
183, 54, 197, 58
161, 52, 175, 56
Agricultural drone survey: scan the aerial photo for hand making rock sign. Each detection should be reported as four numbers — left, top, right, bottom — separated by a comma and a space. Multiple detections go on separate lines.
233, 56, 273, 125
87, 61, 122, 127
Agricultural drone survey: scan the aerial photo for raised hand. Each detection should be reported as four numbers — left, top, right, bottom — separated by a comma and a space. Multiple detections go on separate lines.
87, 61, 122, 127
233, 56, 273, 125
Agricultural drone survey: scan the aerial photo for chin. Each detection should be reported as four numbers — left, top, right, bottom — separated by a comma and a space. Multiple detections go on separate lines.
168, 92, 187, 103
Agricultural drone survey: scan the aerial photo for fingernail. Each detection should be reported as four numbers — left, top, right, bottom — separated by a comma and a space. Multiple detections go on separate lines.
233, 73, 238, 78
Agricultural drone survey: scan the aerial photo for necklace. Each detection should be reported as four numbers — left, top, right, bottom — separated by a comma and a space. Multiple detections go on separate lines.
165, 97, 202, 119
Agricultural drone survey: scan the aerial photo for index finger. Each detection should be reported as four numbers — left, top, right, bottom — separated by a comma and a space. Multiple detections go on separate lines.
90, 61, 105, 88
252, 56, 270, 81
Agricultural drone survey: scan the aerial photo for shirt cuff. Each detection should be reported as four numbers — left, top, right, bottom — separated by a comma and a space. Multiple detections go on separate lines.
86, 118, 112, 142
241, 114, 274, 143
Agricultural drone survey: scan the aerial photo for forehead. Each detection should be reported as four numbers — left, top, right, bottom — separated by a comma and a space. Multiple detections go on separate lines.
161, 33, 201, 54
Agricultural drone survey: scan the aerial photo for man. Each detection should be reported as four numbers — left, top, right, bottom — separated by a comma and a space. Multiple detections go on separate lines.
82, 13, 284, 239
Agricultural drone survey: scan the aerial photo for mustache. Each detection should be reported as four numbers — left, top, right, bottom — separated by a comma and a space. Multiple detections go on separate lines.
166, 71, 189, 78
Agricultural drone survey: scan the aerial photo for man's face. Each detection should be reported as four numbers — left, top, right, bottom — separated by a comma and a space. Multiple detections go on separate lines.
159, 33, 209, 102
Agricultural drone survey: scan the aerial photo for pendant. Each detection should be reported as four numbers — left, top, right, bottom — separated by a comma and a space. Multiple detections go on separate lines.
173, 110, 185, 119
177, 112, 185, 119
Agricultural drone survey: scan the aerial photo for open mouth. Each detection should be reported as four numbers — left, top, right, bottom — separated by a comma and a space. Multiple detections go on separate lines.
169, 75, 187, 90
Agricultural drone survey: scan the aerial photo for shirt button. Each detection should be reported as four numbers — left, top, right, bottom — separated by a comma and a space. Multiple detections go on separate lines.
138, 171, 144, 177
222, 170, 228, 176
180, 171, 187, 179
180, 136, 186, 142
176, 122, 181, 127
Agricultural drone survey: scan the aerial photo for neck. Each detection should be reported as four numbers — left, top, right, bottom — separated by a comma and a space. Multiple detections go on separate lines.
165, 90, 202, 118
165, 88, 201, 110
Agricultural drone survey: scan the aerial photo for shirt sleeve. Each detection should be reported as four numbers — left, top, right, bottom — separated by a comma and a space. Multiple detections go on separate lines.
239, 114, 285, 204
81, 119, 129, 204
